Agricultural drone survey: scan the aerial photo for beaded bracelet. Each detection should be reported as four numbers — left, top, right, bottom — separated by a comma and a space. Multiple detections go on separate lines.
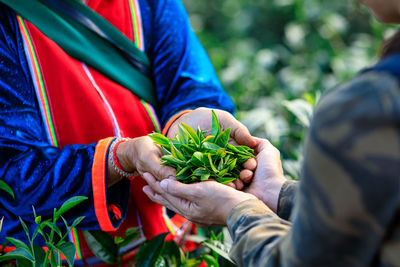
108, 137, 138, 179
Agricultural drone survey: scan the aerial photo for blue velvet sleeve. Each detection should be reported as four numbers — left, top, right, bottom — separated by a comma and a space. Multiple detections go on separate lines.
143, 0, 235, 126
0, 8, 128, 245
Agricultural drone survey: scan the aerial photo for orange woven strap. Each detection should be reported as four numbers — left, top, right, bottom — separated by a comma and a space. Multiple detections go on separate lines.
92, 137, 119, 231
162, 110, 192, 136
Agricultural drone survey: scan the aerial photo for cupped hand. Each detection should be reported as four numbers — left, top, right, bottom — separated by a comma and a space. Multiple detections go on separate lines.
244, 138, 286, 212
114, 136, 176, 181
168, 107, 259, 188
142, 173, 256, 226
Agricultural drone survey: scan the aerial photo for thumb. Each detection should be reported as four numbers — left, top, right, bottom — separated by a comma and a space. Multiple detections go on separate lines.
160, 179, 198, 200
147, 154, 176, 181
230, 120, 257, 148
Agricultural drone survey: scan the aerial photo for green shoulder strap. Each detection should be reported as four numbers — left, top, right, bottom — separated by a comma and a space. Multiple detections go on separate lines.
1, 0, 157, 106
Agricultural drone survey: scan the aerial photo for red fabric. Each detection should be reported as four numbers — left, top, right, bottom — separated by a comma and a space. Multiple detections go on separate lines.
22, 0, 171, 261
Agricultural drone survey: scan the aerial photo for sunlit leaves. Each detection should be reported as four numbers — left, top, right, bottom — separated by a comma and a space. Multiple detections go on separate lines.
149, 110, 254, 184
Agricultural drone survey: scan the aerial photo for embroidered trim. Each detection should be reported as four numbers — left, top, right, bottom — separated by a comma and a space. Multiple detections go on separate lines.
17, 16, 58, 147
129, 0, 144, 51
92, 137, 119, 231
162, 110, 193, 136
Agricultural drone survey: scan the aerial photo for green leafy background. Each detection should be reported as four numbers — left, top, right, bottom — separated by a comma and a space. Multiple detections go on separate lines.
182, 0, 397, 179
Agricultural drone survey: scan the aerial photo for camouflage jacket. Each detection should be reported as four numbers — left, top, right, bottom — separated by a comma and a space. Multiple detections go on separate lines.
227, 71, 400, 267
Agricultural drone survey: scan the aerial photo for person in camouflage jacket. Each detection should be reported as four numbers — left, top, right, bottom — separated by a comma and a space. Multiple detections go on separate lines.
142, 0, 400, 266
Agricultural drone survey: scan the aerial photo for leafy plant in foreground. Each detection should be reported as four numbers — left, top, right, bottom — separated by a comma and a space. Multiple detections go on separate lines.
0, 196, 87, 267
83, 227, 142, 266
135, 230, 234, 267
149, 110, 254, 184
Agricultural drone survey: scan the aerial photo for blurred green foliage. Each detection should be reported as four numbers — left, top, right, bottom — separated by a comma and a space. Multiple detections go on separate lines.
183, 0, 397, 179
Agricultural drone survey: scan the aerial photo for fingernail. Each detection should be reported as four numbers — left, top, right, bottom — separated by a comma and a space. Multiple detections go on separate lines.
160, 180, 169, 190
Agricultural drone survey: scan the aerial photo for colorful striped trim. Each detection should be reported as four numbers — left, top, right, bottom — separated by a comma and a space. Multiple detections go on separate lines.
128, 0, 144, 51
70, 228, 83, 260
162, 110, 193, 136
17, 16, 58, 147
140, 100, 161, 133
92, 137, 119, 231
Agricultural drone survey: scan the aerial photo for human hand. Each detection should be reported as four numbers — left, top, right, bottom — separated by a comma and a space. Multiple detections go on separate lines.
168, 108, 258, 188
142, 173, 256, 226
244, 138, 286, 213
108, 137, 176, 185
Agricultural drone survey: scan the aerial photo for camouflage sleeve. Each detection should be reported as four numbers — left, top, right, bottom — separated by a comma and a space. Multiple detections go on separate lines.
277, 180, 298, 221
227, 71, 400, 267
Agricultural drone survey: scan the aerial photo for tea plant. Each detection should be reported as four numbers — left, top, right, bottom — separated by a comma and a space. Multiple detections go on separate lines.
0, 196, 87, 267
83, 227, 142, 266
149, 111, 254, 185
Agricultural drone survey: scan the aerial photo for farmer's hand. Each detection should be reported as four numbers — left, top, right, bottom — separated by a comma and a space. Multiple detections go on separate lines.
168, 107, 258, 188
142, 173, 256, 226
107, 136, 176, 187
244, 138, 286, 213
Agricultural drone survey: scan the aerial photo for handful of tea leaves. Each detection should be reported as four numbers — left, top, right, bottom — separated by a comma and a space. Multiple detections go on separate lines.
149, 111, 254, 184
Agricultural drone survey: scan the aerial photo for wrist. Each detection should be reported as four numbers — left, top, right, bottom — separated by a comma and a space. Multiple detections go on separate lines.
115, 139, 136, 173
260, 176, 286, 213
222, 193, 257, 224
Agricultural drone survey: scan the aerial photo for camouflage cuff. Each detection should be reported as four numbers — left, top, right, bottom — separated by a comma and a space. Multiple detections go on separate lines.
227, 199, 273, 234
277, 180, 298, 221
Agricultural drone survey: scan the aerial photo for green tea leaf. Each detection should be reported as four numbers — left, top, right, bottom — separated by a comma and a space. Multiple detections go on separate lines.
170, 142, 185, 161
136, 232, 168, 267
50, 248, 61, 267
176, 166, 190, 177
55, 196, 88, 219
149, 133, 170, 147
201, 254, 220, 267
162, 155, 186, 166
19, 217, 30, 240
32, 244, 46, 267
208, 154, 219, 173
202, 142, 222, 151
211, 110, 220, 137
202, 240, 234, 264
71, 216, 85, 229
192, 168, 208, 177
0, 216, 3, 233
55, 242, 76, 267
5, 237, 31, 255
0, 179, 15, 200
177, 124, 189, 145
42, 221, 62, 238
216, 177, 236, 184
215, 128, 231, 148
83, 230, 118, 264
0, 248, 34, 262
201, 135, 215, 143
181, 123, 200, 145
201, 173, 211, 181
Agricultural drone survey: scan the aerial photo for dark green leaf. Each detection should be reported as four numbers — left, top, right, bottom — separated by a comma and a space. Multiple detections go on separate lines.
16, 258, 33, 267
183, 258, 202, 267
0, 248, 34, 262
5, 237, 31, 256
55, 242, 76, 267
161, 241, 184, 267
177, 124, 189, 145
71, 216, 85, 229
190, 152, 204, 167
201, 254, 220, 267
218, 168, 229, 177
19, 217, 30, 240
83, 230, 118, 264
50, 248, 61, 267
176, 166, 190, 177
136, 232, 168, 267
118, 228, 141, 248
42, 221, 62, 238
32, 245, 45, 267
0, 179, 15, 200
55, 196, 88, 219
